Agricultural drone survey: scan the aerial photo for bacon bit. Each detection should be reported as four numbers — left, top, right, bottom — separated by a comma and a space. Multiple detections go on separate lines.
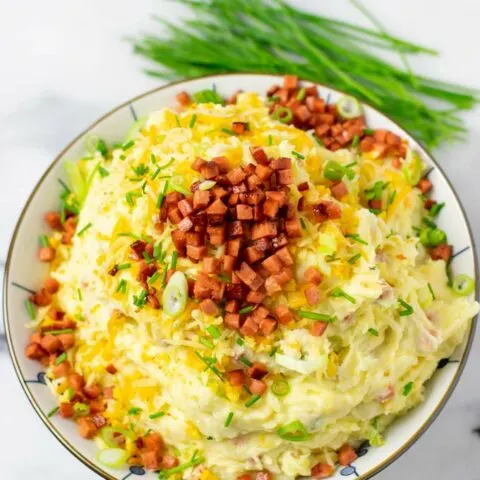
57, 333, 75, 350
311, 321, 328, 337
68, 373, 85, 392
59, 402, 75, 418
178, 198, 194, 217
232, 122, 248, 135
39, 334, 62, 354
25, 343, 46, 360
369, 199, 382, 210
186, 245, 208, 261
237, 204, 253, 220
338, 444, 358, 466
176, 91, 190, 106
330, 181, 348, 200
311, 462, 334, 478
235, 262, 264, 291
255, 472, 273, 480
31, 288, 52, 307
417, 178, 433, 194
251, 146, 269, 165
252, 221, 277, 240
255, 164, 273, 181
84, 383, 101, 399
192, 157, 207, 172
248, 362, 268, 380
78, 417, 98, 439
140, 450, 162, 470
44, 211, 62, 230
143, 432, 164, 452
264, 276, 282, 296
305, 266, 323, 285
274, 305, 293, 325
38, 246, 56, 262
284, 75, 298, 90
130, 240, 147, 260
104, 386, 115, 399
161, 455, 179, 469
92, 415, 107, 429
106, 364, 117, 374
429, 244, 452, 261
392, 157, 402, 169
285, 217, 302, 237
203, 257, 220, 274
171, 230, 187, 257
199, 299, 220, 316
249, 378, 267, 395
224, 313, 241, 329
304, 283, 320, 305
237, 475, 253, 480
227, 369, 246, 386
312, 201, 342, 222
246, 290, 266, 304
240, 316, 259, 336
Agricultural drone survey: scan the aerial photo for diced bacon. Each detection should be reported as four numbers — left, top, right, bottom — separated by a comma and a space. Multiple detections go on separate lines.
260, 317, 277, 335
68, 373, 85, 392
192, 158, 206, 174
252, 305, 270, 320
311, 321, 328, 337
44, 277, 59, 294
262, 255, 283, 274
161, 455, 179, 469
424, 198, 436, 210
338, 444, 358, 466
265, 276, 282, 295
430, 244, 452, 261
171, 230, 187, 256
104, 386, 114, 399
256, 164, 273, 181
227, 239, 242, 257
283, 75, 298, 90
274, 268, 293, 285
176, 91, 190, 106
224, 313, 241, 329
312, 201, 342, 221
311, 462, 334, 478
201, 161, 219, 179
271, 233, 288, 249
277, 169, 293, 185
207, 225, 226, 246
40, 334, 62, 354
78, 417, 97, 439
200, 299, 220, 316
177, 216, 193, 232
251, 146, 269, 165
232, 122, 248, 135
141, 450, 162, 470
392, 156, 402, 169
270, 157, 292, 170
235, 262, 264, 291
253, 205, 263, 222
228, 221, 245, 237
25, 342, 46, 360
275, 246, 294, 265
252, 221, 277, 240
285, 217, 302, 237
178, 199, 193, 217
369, 199, 382, 210
275, 305, 293, 325
212, 186, 229, 199
245, 246, 265, 263
249, 378, 267, 395
263, 199, 280, 218
191, 190, 209, 211
186, 245, 207, 261
265, 190, 287, 207
57, 333, 75, 350
240, 316, 259, 336
304, 283, 320, 305
237, 204, 253, 220
228, 167, 247, 185
246, 290, 266, 304
59, 402, 75, 418
227, 369, 245, 386
248, 362, 268, 379
294, 105, 312, 123
165, 192, 184, 206
223, 255, 235, 273
297, 182, 309, 192
106, 364, 117, 374
167, 208, 183, 225
359, 136, 375, 152
84, 383, 101, 399
39, 246, 55, 262
225, 300, 239, 313
213, 156, 230, 173
417, 178, 433, 194
247, 174, 261, 190
92, 414, 107, 429
206, 198, 228, 216
330, 181, 348, 200
203, 257, 220, 274
245, 191, 265, 205
225, 283, 245, 300
305, 266, 323, 285
44, 211, 62, 230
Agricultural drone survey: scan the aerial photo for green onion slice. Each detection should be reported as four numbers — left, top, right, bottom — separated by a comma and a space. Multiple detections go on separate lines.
101, 427, 135, 448
96, 448, 129, 469
271, 379, 291, 397
337, 95, 362, 119
323, 160, 345, 181
206, 325, 221, 339
224, 412, 234, 427
272, 106, 293, 124
276, 420, 310, 441
162, 271, 188, 317
452, 274, 475, 296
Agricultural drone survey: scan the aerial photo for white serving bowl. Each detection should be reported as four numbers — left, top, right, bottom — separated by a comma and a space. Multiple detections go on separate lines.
3, 74, 478, 480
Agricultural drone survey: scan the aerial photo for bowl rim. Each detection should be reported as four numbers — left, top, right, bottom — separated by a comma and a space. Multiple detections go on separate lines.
3, 72, 478, 480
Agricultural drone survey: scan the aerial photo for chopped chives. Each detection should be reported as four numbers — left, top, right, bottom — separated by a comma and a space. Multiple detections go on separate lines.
170, 251, 178, 270
296, 310, 336, 322
148, 271, 161, 285
175, 115, 181, 127
300, 217, 307, 230
292, 150, 304, 159
117, 262, 131, 271
122, 140, 135, 151
77, 288, 83, 301
403, 381, 414, 396
149, 411, 165, 420
268, 134, 273, 146
348, 253, 362, 264
47, 406, 59, 418
427, 283, 436, 300
119, 154, 126, 161
116, 279, 128, 293
345, 161, 357, 169
398, 299, 414, 316
269, 346, 278, 357
345, 233, 368, 245
224, 412, 234, 427
364, 128, 375, 136
156, 180, 170, 208
96, 139, 109, 157
222, 127, 237, 136
314, 135, 323, 146
206, 325, 221, 339
117, 232, 141, 240
388, 190, 397, 206
128, 407, 142, 415
25, 299, 36, 320
143, 250, 153, 263
296, 88, 306, 101
245, 395, 261, 407
199, 337, 215, 349
77, 223, 92, 236
48, 328, 74, 336
239, 356, 252, 367
161, 266, 168, 287
55, 352, 67, 365
238, 306, 253, 315
98, 166, 110, 177
429, 202, 445, 217
189, 114, 197, 128
236, 337, 245, 346
194, 351, 224, 381
153, 242, 163, 259
141, 180, 147, 193
351, 135, 360, 148
368, 328, 379, 336
133, 289, 148, 308
330, 287, 356, 304
39, 234, 49, 247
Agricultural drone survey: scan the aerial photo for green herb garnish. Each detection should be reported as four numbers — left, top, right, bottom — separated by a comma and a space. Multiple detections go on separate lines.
330, 287, 356, 304
189, 114, 197, 128
128, 407, 142, 415
55, 352, 67, 365
427, 282, 436, 300
116, 279, 128, 294
25, 299, 36, 320
403, 381, 414, 396
47, 406, 60, 418
296, 310, 336, 322
238, 306, 253, 315
149, 411, 165, 419
245, 395, 262, 408
239, 356, 252, 367
398, 299, 414, 316
368, 328, 379, 336
224, 412, 234, 427
292, 150, 304, 159
348, 253, 362, 264
345, 233, 368, 245
206, 325, 221, 339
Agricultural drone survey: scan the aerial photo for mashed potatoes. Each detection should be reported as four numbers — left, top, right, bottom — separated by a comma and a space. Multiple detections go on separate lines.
39, 91, 478, 479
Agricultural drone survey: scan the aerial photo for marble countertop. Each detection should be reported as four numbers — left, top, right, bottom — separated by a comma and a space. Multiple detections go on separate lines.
1, 0, 479, 478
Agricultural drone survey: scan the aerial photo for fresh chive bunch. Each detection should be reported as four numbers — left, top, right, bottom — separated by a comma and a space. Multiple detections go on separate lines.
133, 0, 478, 148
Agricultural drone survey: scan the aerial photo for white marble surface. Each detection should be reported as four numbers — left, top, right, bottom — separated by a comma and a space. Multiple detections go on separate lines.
1, 1, 480, 478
